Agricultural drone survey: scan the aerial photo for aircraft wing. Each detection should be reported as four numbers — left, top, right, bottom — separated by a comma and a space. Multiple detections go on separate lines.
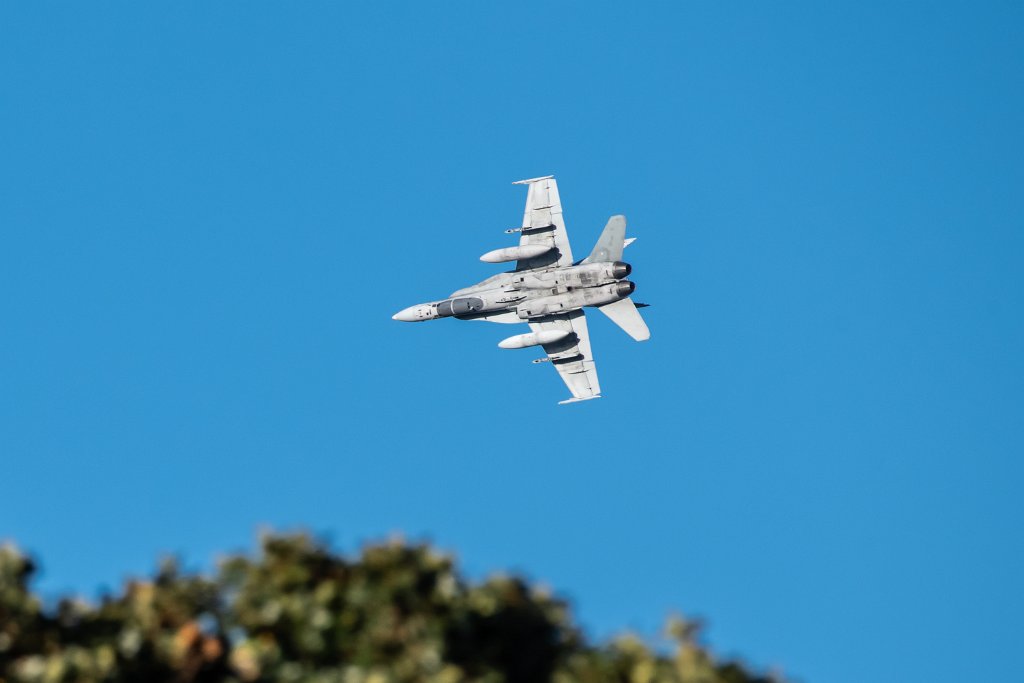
512, 176, 574, 270
529, 309, 601, 404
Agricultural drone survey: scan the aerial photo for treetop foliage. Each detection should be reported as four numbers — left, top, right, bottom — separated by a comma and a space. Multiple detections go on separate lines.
0, 534, 782, 683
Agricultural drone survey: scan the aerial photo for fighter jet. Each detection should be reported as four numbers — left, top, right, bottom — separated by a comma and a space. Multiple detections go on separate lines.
392, 175, 649, 404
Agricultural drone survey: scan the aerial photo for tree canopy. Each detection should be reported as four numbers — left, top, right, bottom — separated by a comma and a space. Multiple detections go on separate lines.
0, 534, 782, 683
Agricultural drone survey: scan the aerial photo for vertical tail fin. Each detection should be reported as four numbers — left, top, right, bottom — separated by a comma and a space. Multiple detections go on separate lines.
583, 215, 626, 263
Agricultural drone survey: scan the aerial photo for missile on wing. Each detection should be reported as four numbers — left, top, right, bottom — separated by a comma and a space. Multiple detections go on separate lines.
498, 329, 571, 349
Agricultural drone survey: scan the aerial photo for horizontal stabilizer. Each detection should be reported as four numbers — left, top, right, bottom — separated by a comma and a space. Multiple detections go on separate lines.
558, 395, 602, 405
512, 175, 554, 185
597, 297, 650, 341
624, 237, 637, 248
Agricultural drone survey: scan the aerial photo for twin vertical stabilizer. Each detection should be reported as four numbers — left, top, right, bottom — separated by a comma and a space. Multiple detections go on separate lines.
582, 215, 627, 264
585, 214, 650, 341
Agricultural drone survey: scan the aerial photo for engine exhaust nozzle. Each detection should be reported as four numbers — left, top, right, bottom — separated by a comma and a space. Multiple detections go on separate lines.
615, 280, 636, 297
612, 261, 632, 279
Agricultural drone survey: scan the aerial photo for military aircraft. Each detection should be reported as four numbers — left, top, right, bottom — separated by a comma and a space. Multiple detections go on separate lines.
392, 175, 649, 404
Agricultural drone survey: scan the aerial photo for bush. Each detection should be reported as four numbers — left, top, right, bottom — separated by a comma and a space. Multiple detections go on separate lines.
0, 534, 781, 683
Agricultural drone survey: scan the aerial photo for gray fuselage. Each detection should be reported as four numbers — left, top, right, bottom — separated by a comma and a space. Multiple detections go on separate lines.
392, 261, 634, 323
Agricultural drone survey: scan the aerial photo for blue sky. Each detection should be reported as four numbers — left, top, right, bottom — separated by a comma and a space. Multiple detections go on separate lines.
1, 3, 1021, 681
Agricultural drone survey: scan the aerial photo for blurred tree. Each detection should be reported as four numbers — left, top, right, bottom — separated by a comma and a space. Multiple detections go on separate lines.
0, 534, 782, 683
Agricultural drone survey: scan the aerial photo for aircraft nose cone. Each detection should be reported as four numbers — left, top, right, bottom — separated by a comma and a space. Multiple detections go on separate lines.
392, 305, 424, 322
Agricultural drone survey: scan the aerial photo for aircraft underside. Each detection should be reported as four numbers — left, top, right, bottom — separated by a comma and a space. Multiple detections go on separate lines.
393, 176, 649, 403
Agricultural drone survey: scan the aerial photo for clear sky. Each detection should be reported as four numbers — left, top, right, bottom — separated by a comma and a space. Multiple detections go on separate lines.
1, 3, 1021, 682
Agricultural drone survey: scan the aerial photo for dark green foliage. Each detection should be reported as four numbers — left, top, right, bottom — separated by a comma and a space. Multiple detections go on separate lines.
0, 535, 782, 683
